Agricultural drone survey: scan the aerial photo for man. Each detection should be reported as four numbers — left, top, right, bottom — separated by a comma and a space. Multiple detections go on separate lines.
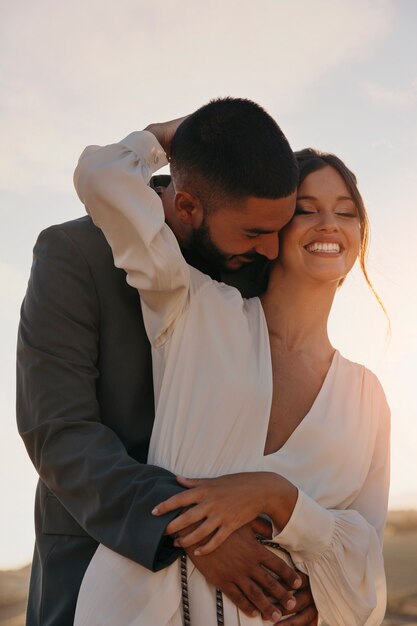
17, 98, 317, 625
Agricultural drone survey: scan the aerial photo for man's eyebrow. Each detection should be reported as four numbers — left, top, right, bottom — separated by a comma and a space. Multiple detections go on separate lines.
243, 228, 277, 235
297, 194, 354, 202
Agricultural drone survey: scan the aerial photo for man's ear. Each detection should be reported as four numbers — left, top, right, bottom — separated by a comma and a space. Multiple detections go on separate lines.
174, 191, 204, 228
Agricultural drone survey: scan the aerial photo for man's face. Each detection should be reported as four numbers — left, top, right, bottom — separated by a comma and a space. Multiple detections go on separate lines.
153, 178, 296, 272
191, 194, 297, 271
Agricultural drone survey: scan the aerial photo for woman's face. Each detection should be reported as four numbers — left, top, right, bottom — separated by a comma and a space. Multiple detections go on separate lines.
277, 165, 361, 284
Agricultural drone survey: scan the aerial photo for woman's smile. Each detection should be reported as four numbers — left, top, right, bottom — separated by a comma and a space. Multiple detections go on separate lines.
304, 240, 343, 255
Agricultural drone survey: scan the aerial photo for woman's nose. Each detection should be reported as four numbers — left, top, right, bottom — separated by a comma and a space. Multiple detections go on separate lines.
315, 213, 339, 232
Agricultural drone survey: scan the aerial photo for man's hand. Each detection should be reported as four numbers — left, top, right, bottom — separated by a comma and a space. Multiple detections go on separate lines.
185, 520, 311, 623
144, 116, 188, 159
278, 572, 318, 625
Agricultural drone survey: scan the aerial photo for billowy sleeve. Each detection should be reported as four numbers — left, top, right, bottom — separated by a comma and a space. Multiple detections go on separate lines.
74, 130, 190, 347
274, 384, 390, 626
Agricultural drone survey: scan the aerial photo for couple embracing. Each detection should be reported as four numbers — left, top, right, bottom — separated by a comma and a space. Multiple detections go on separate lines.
17, 98, 390, 626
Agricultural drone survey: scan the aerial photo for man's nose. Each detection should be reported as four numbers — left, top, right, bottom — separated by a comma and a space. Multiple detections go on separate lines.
255, 234, 279, 260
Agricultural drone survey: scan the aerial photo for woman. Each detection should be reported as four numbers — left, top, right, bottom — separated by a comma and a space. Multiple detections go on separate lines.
73, 130, 390, 626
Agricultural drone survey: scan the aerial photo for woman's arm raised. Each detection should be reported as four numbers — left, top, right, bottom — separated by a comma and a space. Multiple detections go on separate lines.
74, 129, 190, 347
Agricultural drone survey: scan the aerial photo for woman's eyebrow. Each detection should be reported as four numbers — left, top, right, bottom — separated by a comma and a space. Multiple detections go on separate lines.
297, 195, 354, 201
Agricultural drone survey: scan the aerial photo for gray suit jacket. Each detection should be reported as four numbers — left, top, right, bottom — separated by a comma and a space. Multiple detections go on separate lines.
17, 216, 185, 626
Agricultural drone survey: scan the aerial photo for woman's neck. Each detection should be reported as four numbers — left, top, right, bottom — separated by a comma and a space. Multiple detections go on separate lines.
260, 265, 338, 358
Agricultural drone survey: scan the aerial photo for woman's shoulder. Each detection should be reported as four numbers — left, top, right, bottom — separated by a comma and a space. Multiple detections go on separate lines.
337, 351, 384, 389
336, 352, 390, 418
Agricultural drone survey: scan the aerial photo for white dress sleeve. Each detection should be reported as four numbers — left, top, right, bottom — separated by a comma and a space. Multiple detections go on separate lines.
274, 386, 390, 626
74, 130, 190, 347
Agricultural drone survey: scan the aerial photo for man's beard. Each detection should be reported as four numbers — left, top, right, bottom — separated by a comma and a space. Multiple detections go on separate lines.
189, 218, 260, 272
189, 219, 230, 271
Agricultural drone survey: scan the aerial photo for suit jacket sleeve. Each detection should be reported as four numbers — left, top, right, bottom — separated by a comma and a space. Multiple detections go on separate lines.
16, 224, 184, 572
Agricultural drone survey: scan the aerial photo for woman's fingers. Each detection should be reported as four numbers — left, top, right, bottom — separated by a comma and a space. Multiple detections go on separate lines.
165, 503, 211, 535
165, 508, 204, 535
174, 518, 219, 548
152, 488, 202, 516
176, 475, 201, 487
192, 526, 232, 555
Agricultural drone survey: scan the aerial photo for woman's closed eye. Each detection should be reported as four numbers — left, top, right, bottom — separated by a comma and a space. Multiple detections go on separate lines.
335, 210, 358, 218
295, 206, 358, 218
294, 206, 316, 215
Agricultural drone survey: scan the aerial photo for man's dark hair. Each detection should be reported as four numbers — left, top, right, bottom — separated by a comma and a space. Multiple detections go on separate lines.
170, 97, 298, 211
149, 174, 172, 189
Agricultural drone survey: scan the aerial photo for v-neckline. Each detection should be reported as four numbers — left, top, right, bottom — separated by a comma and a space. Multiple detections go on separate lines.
257, 298, 339, 458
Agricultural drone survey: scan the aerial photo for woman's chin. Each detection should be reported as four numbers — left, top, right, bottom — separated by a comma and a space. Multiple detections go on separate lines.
301, 265, 349, 286
300, 256, 353, 284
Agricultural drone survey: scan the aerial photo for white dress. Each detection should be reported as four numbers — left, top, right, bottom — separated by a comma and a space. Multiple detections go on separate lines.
73, 131, 390, 626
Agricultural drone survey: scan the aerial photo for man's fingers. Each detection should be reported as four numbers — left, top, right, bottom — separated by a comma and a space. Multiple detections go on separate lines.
187, 522, 311, 622
252, 567, 297, 614
262, 550, 302, 590
221, 583, 258, 619
295, 571, 310, 589
238, 578, 283, 622
281, 589, 314, 616
274, 602, 318, 626
251, 516, 273, 539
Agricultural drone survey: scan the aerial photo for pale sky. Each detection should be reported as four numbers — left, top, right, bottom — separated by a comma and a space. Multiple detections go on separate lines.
1, 0, 416, 569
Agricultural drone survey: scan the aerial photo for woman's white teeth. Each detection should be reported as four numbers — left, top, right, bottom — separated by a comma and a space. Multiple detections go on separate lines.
306, 242, 340, 253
